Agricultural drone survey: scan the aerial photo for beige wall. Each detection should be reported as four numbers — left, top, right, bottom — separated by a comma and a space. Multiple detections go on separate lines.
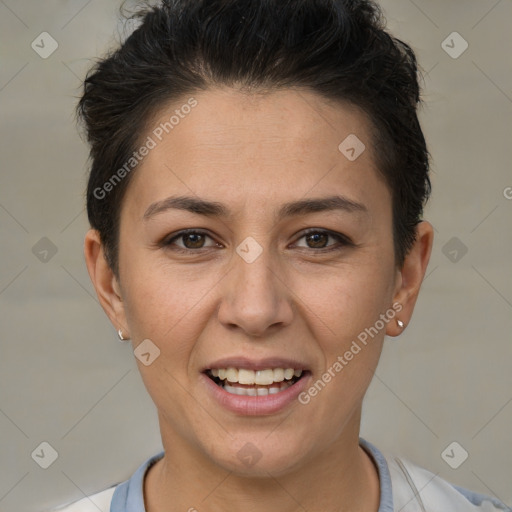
0, 1, 510, 510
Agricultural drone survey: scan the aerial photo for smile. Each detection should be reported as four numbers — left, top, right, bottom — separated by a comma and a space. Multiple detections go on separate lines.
207, 367, 304, 396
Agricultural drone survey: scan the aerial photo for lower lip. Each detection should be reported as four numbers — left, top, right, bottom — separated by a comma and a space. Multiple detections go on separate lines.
200, 372, 311, 415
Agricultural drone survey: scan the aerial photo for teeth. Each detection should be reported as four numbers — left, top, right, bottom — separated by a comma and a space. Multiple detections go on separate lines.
273, 368, 284, 382
225, 367, 238, 382
255, 369, 274, 385
223, 380, 293, 396
238, 368, 255, 385
210, 367, 303, 385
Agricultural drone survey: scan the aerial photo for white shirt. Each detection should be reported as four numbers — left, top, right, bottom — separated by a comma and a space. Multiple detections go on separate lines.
51, 438, 511, 512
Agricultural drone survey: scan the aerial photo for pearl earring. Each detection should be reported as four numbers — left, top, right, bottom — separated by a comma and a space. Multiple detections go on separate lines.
397, 319, 404, 329
117, 329, 129, 342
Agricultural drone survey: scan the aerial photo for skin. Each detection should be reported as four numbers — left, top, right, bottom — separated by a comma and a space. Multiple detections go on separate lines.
84, 87, 433, 512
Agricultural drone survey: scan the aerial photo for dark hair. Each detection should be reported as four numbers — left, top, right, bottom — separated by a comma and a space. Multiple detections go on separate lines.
77, 0, 431, 277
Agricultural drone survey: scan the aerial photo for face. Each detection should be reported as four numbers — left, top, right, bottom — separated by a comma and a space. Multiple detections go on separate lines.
91, 87, 415, 476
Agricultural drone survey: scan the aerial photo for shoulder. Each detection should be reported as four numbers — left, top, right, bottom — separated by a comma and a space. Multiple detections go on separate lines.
46, 486, 117, 512
359, 438, 510, 512
47, 450, 164, 512
386, 454, 510, 511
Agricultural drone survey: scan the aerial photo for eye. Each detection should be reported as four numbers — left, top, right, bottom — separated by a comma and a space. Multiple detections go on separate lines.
161, 228, 353, 254
293, 229, 353, 251
163, 229, 221, 251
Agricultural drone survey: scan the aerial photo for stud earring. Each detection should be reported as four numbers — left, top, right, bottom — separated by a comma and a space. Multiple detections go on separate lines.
118, 329, 129, 342
397, 319, 404, 329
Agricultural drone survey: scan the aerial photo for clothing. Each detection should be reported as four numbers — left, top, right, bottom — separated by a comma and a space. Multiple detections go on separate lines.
51, 438, 510, 512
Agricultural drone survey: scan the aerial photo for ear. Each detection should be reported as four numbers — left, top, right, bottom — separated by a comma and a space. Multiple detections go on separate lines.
386, 221, 434, 337
84, 229, 130, 338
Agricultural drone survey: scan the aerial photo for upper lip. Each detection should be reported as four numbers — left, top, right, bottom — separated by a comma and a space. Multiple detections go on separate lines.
203, 357, 310, 372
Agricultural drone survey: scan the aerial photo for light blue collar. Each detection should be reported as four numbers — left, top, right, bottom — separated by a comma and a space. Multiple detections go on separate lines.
111, 437, 393, 511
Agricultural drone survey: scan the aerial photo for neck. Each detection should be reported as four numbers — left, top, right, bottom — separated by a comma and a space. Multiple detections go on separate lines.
144, 411, 380, 512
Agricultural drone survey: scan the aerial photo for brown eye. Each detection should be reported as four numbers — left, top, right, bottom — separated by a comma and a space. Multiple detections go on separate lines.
305, 232, 329, 249
163, 230, 220, 252
294, 229, 354, 252
181, 233, 206, 249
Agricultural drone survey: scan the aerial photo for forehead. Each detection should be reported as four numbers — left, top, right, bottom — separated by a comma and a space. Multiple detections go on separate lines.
122, 87, 389, 220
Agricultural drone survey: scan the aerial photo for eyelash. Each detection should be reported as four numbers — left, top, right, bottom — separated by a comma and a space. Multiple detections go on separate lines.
162, 228, 354, 254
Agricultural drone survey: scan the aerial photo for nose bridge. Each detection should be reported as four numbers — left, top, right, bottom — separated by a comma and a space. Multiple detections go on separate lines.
217, 238, 293, 336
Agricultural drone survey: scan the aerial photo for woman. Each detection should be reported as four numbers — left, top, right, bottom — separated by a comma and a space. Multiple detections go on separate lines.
56, 0, 509, 510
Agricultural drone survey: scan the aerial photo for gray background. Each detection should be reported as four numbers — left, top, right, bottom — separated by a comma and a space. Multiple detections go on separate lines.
0, 1, 511, 511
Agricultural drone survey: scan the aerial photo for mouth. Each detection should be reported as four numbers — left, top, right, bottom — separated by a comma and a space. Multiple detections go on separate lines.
205, 367, 307, 396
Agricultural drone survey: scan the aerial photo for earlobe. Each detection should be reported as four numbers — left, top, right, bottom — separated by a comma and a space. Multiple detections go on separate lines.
83, 229, 130, 338
386, 221, 434, 337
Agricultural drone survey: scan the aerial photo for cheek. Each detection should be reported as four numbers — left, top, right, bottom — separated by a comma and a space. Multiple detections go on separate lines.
119, 266, 212, 417
289, 257, 394, 412
293, 259, 394, 341
120, 254, 216, 339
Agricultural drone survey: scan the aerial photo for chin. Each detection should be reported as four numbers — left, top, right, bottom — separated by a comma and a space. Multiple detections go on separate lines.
205, 433, 314, 478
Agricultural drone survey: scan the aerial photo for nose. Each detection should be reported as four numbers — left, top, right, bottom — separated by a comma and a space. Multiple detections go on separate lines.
217, 245, 294, 338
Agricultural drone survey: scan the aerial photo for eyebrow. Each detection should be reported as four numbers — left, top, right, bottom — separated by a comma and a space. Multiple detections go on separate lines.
142, 194, 368, 222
